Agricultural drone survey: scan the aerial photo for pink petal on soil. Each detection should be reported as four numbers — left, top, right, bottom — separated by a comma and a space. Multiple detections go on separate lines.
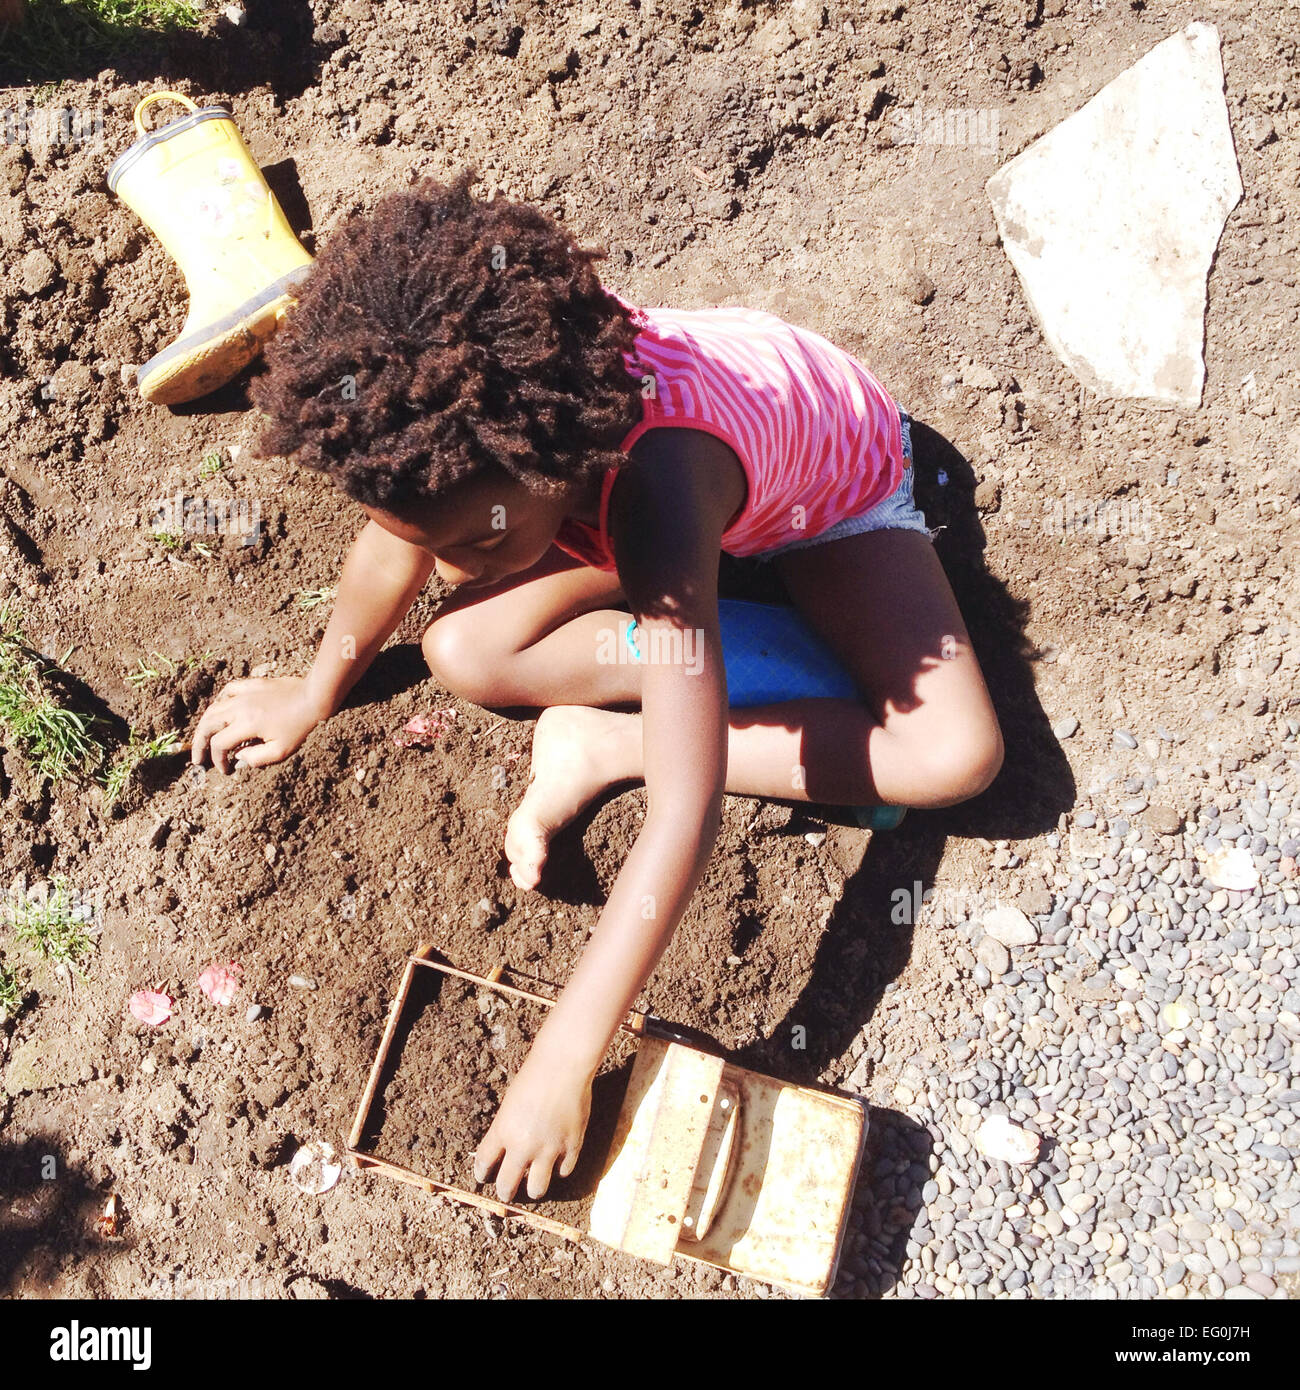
392, 708, 458, 748
129, 990, 174, 1027
198, 961, 243, 1006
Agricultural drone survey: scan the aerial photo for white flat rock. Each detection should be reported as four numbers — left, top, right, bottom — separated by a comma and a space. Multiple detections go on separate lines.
982, 903, 1037, 947
1203, 845, 1260, 892
986, 22, 1242, 408
975, 1115, 1042, 1166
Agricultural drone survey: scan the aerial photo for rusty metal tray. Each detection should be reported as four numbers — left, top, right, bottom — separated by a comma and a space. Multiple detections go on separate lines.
345, 945, 868, 1296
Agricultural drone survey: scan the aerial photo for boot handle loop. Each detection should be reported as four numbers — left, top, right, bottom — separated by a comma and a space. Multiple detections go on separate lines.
132, 91, 200, 137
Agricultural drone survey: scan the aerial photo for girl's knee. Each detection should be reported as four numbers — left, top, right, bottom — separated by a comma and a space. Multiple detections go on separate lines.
961, 723, 1005, 801
913, 720, 1004, 808
422, 618, 503, 705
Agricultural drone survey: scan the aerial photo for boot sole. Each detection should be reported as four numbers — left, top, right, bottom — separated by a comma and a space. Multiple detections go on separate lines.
138, 264, 312, 406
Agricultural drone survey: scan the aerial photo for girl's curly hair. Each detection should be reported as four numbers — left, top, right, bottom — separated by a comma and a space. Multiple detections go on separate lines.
250, 170, 645, 511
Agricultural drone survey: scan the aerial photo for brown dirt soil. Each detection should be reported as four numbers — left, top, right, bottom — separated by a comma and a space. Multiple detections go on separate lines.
362, 968, 635, 1231
0, 0, 1296, 1300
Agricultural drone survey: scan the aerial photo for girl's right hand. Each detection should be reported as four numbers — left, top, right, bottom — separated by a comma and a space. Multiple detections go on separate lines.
191, 677, 327, 774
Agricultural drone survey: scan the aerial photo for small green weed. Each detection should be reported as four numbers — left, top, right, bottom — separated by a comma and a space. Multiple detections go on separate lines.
124, 650, 210, 688
0, 601, 104, 780
296, 587, 337, 611
198, 450, 227, 482
103, 727, 181, 806
0, 958, 25, 1020
6, 877, 98, 973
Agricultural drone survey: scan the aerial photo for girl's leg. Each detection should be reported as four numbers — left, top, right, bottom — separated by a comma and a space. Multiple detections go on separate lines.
768, 527, 1005, 806
422, 545, 640, 708
474, 531, 1003, 888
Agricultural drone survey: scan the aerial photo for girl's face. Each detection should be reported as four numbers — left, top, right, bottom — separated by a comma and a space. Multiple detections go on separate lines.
363, 472, 583, 589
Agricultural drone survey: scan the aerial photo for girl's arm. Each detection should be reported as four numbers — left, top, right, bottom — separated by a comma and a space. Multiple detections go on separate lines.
301, 518, 439, 717
193, 519, 436, 771
475, 429, 744, 1201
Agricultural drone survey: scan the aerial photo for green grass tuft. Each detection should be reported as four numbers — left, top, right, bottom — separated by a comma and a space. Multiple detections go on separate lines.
6, 877, 97, 973
1, 0, 201, 83
0, 601, 105, 780
103, 727, 180, 806
0, 958, 25, 1020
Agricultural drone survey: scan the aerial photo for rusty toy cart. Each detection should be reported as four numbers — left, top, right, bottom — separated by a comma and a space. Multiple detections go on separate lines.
346, 945, 868, 1297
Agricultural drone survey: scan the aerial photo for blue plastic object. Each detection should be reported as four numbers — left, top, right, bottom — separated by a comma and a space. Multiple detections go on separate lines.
853, 804, 909, 831
625, 599, 909, 830
717, 598, 859, 706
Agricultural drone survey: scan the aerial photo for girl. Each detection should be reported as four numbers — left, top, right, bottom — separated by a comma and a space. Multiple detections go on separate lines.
191, 173, 1003, 1205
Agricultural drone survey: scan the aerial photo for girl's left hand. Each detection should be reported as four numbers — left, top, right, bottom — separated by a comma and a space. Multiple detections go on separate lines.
473, 1048, 593, 1202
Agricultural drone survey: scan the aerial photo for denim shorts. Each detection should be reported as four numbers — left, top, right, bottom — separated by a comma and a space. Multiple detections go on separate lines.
753, 405, 933, 560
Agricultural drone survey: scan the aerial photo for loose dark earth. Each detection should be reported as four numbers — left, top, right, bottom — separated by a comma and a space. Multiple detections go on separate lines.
0, 0, 1297, 1300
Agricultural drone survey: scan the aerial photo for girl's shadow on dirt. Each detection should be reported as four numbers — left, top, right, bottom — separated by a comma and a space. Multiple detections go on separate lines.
726, 418, 1076, 1087
0, 1135, 115, 1293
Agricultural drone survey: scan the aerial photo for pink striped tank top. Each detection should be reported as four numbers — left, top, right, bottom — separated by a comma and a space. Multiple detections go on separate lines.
552, 294, 904, 573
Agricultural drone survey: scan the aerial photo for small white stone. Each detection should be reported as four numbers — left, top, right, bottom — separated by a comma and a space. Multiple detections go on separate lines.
974, 1114, 1041, 1165
289, 1142, 341, 1195
1161, 999, 1193, 1030
981, 904, 1037, 947
1203, 846, 1259, 892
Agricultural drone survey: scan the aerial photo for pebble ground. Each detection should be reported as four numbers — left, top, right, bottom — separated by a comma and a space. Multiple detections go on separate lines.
830, 724, 1300, 1300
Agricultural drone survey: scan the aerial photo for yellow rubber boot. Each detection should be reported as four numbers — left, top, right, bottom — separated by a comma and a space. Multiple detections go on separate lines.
107, 92, 314, 406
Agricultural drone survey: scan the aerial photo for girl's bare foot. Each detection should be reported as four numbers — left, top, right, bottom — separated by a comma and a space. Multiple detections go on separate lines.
504, 706, 640, 890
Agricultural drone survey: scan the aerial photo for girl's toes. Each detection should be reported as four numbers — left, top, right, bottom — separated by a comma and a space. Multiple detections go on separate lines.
508, 845, 544, 891
504, 815, 547, 891
509, 859, 541, 892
